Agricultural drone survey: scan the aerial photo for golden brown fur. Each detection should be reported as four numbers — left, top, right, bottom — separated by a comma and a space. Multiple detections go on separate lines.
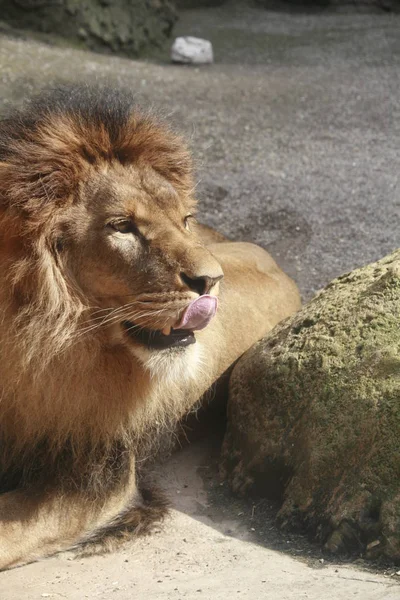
0, 86, 300, 569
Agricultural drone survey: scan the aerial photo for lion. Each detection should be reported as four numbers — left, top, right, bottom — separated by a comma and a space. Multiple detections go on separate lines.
0, 86, 300, 570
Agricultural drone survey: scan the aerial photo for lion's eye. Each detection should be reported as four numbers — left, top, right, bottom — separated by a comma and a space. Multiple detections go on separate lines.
184, 215, 193, 231
109, 220, 136, 234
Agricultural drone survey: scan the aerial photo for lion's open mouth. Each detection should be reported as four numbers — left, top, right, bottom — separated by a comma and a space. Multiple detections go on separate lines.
121, 295, 218, 350
123, 321, 196, 350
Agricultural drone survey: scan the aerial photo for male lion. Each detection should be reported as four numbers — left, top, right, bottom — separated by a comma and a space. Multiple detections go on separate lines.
0, 86, 300, 569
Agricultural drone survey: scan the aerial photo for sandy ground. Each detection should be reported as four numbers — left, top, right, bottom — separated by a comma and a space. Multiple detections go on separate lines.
0, 2, 400, 598
2, 441, 400, 600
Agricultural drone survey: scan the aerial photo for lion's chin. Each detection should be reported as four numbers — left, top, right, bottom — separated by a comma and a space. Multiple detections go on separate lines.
122, 321, 196, 350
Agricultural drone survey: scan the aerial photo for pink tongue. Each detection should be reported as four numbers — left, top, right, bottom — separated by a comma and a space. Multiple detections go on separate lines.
176, 295, 218, 331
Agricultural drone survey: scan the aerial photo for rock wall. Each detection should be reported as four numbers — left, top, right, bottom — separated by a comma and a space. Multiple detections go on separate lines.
0, 0, 177, 57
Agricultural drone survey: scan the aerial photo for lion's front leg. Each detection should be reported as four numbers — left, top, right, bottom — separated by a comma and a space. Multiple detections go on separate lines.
0, 457, 166, 570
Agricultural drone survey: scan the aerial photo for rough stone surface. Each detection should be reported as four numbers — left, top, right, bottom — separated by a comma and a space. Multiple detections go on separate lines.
0, 0, 177, 57
171, 35, 214, 63
221, 249, 400, 562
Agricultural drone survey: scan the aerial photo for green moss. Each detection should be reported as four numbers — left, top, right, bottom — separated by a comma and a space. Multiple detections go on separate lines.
222, 249, 400, 562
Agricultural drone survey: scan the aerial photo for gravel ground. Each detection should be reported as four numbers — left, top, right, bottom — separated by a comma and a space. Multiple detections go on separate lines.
1, 3, 399, 299
0, 3, 399, 598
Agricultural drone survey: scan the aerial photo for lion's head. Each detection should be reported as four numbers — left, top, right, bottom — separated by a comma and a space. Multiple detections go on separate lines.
0, 86, 223, 360
0, 86, 223, 460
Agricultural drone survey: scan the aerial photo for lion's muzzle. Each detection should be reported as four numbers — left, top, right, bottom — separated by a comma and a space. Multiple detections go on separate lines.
123, 294, 218, 351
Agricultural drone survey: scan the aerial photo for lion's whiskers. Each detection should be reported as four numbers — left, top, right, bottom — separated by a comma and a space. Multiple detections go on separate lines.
77, 299, 155, 331
82, 295, 187, 327
74, 291, 191, 341
72, 305, 172, 343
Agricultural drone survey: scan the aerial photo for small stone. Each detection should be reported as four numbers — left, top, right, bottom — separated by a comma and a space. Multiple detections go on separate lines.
171, 37, 213, 65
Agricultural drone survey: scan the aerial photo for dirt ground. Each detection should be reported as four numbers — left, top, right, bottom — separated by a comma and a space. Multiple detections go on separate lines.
0, 1, 399, 598
2, 441, 400, 599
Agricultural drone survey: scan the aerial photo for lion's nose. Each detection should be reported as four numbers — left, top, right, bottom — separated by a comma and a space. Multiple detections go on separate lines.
180, 271, 224, 296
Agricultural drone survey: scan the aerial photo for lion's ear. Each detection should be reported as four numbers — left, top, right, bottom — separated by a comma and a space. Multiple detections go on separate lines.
0, 112, 86, 215
0, 153, 74, 216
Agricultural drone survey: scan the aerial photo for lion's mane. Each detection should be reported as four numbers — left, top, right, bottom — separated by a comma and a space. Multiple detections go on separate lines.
0, 86, 195, 493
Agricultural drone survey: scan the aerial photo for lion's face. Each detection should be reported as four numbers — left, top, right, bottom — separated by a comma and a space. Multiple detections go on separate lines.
0, 87, 224, 371
58, 161, 223, 354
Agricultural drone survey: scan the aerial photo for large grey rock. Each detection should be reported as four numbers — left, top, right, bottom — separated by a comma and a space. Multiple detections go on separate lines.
0, 0, 177, 57
221, 249, 400, 562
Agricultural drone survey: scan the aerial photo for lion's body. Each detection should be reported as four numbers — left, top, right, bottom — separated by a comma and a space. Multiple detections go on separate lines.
0, 87, 300, 569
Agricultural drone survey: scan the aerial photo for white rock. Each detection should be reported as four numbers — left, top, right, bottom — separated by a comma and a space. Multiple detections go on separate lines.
171, 36, 213, 65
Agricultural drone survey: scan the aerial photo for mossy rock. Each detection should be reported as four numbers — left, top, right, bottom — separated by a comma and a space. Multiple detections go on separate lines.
0, 0, 177, 57
221, 249, 400, 563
